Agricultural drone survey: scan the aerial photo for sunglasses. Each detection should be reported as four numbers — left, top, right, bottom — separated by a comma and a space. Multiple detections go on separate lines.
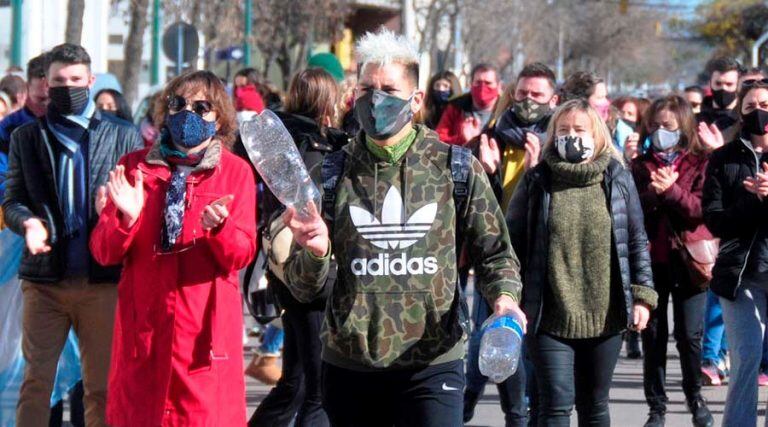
742, 78, 768, 87
167, 95, 213, 116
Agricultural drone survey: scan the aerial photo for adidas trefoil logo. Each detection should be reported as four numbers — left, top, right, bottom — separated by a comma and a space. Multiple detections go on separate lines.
349, 186, 437, 250
348, 186, 439, 277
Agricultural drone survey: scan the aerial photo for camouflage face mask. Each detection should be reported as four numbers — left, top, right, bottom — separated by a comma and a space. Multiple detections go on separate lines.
354, 89, 414, 140
512, 98, 552, 124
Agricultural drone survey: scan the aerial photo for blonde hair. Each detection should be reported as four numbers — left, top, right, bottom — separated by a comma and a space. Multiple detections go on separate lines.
543, 99, 624, 164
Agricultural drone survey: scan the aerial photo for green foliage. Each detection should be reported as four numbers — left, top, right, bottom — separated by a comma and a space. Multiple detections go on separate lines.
694, 0, 768, 59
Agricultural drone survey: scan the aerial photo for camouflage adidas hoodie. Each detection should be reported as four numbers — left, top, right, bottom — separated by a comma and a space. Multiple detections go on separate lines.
285, 125, 522, 371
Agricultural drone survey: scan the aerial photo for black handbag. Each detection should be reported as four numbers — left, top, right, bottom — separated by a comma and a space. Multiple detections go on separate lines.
242, 252, 282, 325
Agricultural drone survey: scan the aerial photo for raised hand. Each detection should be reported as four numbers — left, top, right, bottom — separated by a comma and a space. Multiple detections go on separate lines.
106, 165, 144, 228
523, 132, 541, 171
460, 116, 482, 143
23, 218, 51, 255
478, 134, 501, 174
202, 194, 234, 230
624, 132, 640, 161
698, 122, 724, 150
282, 201, 329, 258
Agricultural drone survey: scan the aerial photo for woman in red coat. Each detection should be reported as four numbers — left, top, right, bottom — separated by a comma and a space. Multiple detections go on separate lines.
90, 71, 257, 426
630, 94, 714, 426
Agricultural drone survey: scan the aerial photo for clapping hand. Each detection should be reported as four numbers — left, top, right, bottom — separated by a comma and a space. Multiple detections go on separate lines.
743, 162, 768, 200
103, 165, 144, 228
460, 116, 482, 143
478, 134, 500, 174
624, 132, 640, 161
650, 166, 679, 195
523, 132, 541, 171
698, 122, 725, 150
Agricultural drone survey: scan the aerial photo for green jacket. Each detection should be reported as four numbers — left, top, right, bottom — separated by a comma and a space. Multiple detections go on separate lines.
285, 125, 522, 371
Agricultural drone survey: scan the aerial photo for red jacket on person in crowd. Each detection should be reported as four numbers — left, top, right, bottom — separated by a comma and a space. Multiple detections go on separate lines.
90, 142, 257, 427
435, 93, 479, 145
631, 151, 713, 264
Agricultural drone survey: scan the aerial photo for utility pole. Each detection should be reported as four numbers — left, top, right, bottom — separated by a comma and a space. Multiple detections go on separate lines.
244, 0, 252, 67
11, 0, 23, 68
150, 0, 161, 85
753, 30, 768, 68
402, 0, 415, 39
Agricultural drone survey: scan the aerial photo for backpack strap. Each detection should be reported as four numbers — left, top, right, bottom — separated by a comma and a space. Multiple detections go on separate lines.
449, 144, 473, 335
450, 144, 472, 241
321, 150, 347, 227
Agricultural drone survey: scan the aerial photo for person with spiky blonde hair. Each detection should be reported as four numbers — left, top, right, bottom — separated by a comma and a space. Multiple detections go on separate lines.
281, 29, 525, 426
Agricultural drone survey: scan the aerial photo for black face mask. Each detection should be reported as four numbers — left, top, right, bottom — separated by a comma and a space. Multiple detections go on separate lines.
742, 109, 768, 136
623, 119, 637, 130
711, 88, 737, 109
48, 86, 90, 115
432, 90, 451, 104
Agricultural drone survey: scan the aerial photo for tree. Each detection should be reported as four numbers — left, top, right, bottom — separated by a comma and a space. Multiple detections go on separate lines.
121, 0, 151, 106
693, 0, 768, 62
252, 0, 348, 89
65, 0, 86, 44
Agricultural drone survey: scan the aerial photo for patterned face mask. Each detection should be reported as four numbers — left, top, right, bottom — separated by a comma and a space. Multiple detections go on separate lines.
354, 89, 414, 140
555, 134, 595, 163
512, 98, 552, 124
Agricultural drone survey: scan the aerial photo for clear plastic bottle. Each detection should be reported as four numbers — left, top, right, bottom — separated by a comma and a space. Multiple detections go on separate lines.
240, 110, 320, 218
479, 312, 525, 383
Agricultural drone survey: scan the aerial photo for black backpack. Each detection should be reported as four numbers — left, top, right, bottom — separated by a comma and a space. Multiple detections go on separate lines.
320, 144, 473, 334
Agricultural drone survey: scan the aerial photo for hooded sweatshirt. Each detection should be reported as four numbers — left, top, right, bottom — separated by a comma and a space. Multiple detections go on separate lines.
285, 125, 522, 371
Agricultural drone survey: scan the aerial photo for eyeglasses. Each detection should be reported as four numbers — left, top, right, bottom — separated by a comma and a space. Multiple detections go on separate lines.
742, 78, 768, 87
167, 95, 213, 116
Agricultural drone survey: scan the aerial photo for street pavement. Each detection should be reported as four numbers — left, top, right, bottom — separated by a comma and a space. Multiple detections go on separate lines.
245, 340, 767, 426
245, 277, 768, 426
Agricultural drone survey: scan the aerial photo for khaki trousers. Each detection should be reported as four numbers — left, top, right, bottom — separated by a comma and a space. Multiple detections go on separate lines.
16, 278, 117, 427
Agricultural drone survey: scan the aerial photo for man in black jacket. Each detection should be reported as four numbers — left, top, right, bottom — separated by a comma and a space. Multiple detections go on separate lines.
697, 57, 741, 144
2, 44, 141, 426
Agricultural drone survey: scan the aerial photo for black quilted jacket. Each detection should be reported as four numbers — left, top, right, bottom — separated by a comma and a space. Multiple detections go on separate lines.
2, 111, 142, 283
506, 156, 655, 335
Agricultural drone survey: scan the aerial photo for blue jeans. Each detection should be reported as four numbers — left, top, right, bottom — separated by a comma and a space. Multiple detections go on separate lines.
720, 286, 768, 427
466, 288, 528, 426
702, 290, 728, 362
259, 323, 285, 356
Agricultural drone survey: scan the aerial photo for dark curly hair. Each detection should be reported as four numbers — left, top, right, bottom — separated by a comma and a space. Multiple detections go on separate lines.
153, 71, 237, 148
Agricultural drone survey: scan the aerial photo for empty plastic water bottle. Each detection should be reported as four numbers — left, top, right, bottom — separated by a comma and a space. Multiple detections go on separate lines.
240, 110, 320, 219
479, 312, 525, 383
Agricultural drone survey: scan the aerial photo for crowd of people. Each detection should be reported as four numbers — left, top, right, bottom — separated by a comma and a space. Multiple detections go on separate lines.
1, 28, 768, 427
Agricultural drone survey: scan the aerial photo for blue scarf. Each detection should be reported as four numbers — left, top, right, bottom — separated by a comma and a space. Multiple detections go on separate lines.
46, 100, 95, 237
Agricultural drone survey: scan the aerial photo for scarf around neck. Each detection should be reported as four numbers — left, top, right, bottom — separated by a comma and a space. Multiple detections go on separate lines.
159, 130, 208, 251
46, 99, 96, 237
544, 148, 611, 187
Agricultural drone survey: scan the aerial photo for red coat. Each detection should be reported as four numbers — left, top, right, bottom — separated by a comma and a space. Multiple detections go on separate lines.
435, 94, 476, 145
90, 142, 257, 426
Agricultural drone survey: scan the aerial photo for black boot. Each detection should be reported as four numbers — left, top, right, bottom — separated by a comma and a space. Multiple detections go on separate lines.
643, 411, 665, 427
688, 396, 714, 427
463, 389, 481, 423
